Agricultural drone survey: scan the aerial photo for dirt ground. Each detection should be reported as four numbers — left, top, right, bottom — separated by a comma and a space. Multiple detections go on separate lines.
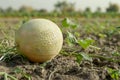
0, 18, 120, 80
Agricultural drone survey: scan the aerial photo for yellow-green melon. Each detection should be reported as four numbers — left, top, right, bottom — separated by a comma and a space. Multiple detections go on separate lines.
15, 19, 63, 62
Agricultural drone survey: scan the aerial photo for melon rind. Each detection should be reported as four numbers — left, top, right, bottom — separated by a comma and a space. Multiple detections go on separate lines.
15, 19, 63, 62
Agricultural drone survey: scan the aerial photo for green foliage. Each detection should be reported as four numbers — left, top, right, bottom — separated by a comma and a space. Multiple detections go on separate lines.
62, 18, 79, 47
0, 1, 120, 18
14, 67, 31, 80
14, 67, 23, 73
0, 72, 17, 80
106, 3, 119, 13
112, 52, 120, 57
77, 38, 94, 49
98, 33, 107, 38
22, 17, 31, 24
106, 26, 120, 36
107, 68, 120, 80
66, 31, 77, 46
0, 40, 17, 61
61, 18, 94, 64
75, 53, 83, 64
0, 16, 120, 80
75, 53, 92, 64
62, 18, 78, 29
54, 1, 75, 14
62, 18, 70, 27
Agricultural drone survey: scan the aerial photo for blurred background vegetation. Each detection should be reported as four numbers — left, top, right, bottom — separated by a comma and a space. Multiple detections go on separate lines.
0, 1, 120, 18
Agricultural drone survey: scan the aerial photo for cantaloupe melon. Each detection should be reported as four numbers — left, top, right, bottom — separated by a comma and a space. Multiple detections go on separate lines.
15, 19, 63, 62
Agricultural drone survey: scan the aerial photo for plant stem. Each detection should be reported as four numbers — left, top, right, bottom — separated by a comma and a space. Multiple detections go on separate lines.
64, 52, 120, 63
4, 73, 8, 80
7, 74, 18, 80
89, 54, 120, 63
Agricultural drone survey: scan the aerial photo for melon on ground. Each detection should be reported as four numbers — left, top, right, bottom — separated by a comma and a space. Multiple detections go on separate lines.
15, 19, 63, 62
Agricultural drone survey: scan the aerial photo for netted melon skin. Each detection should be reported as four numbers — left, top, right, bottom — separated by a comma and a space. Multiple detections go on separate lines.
15, 19, 63, 62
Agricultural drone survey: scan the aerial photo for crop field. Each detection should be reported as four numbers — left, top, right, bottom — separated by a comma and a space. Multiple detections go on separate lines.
0, 17, 120, 80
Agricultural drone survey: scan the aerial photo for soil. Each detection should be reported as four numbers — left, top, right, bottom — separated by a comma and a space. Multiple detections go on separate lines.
0, 18, 120, 80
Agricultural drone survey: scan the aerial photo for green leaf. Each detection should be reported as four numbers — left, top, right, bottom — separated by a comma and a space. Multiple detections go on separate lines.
24, 73, 31, 80
77, 38, 94, 49
62, 18, 79, 29
107, 68, 120, 80
98, 33, 107, 38
75, 53, 92, 64
81, 53, 92, 62
66, 31, 78, 46
71, 23, 79, 29
78, 40, 88, 49
75, 53, 83, 64
112, 52, 120, 56
14, 67, 22, 73
74, 32, 80, 37
62, 18, 70, 27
